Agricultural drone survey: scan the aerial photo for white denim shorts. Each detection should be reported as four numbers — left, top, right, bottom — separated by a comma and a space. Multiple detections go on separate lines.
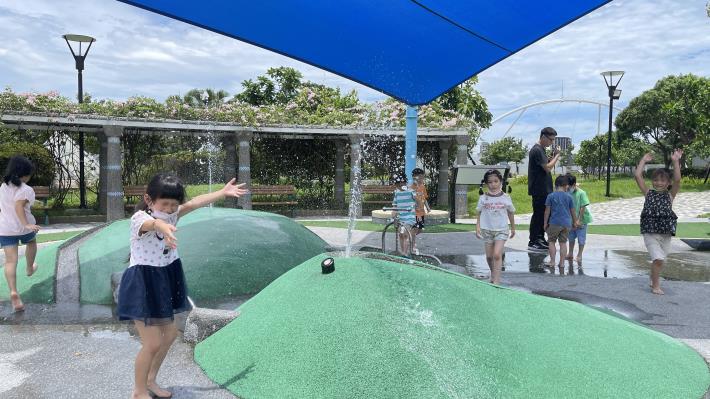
480, 229, 509, 244
643, 233, 672, 261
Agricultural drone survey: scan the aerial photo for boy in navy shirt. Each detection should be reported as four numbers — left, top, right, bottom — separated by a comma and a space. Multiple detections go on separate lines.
544, 175, 578, 275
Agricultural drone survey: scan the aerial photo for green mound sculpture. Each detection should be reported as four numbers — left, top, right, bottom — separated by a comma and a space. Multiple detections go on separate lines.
195, 255, 710, 399
78, 208, 328, 304
0, 241, 61, 303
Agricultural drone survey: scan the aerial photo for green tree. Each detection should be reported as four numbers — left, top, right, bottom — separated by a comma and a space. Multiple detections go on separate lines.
181, 88, 230, 108
435, 77, 492, 159
575, 133, 651, 177
235, 67, 303, 106
615, 74, 710, 166
480, 137, 528, 174
575, 135, 609, 178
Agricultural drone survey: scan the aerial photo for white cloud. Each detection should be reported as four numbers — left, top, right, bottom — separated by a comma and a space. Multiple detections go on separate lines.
0, 0, 708, 148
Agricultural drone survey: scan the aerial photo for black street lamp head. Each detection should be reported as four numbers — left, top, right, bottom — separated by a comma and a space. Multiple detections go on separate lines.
63, 34, 96, 71
600, 70, 625, 92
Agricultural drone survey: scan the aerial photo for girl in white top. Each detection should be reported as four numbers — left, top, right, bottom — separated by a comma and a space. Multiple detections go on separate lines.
475, 169, 516, 285
117, 173, 247, 399
0, 156, 41, 312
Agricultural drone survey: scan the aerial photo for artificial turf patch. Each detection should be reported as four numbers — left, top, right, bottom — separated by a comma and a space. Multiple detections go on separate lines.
78, 207, 329, 304
195, 254, 710, 399
0, 241, 61, 303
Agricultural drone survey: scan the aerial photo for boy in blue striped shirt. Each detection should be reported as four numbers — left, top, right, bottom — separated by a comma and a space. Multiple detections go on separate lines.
392, 176, 416, 255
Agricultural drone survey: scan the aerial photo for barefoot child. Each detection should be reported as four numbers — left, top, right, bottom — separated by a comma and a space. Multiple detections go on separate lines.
117, 173, 247, 399
0, 156, 40, 312
410, 168, 430, 255
634, 150, 682, 295
566, 174, 592, 264
544, 175, 578, 275
392, 176, 416, 256
475, 169, 515, 285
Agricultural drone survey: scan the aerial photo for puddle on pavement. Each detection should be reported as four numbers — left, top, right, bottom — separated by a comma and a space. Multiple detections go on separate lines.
438, 249, 710, 282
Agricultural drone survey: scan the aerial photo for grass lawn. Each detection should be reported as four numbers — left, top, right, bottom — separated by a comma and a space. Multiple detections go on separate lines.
300, 220, 710, 238
469, 175, 709, 215
37, 230, 82, 243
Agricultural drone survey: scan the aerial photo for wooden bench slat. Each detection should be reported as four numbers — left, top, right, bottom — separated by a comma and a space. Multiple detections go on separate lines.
361, 185, 397, 205
29, 186, 51, 225
249, 185, 298, 216
124, 185, 147, 197
30, 186, 50, 197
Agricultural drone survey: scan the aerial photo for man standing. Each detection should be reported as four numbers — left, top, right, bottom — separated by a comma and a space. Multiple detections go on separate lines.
528, 127, 561, 251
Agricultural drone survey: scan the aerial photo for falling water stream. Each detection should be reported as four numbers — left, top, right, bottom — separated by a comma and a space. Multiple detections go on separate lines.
345, 138, 364, 257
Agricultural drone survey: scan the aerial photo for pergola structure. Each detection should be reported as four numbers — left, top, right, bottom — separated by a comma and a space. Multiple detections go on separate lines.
1, 111, 471, 222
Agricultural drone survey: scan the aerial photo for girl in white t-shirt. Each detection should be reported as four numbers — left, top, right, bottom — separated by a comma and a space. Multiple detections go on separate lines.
0, 156, 41, 312
475, 169, 516, 285
117, 173, 247, 399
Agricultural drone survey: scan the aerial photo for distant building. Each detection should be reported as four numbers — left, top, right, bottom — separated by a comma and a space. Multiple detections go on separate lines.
555, 136, 572, 152
479, 141, 489, 155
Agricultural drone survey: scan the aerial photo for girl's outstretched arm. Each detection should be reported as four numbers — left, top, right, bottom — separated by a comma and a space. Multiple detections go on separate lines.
634, 153, 652, 195
670, 149, 683, 199
179, 178, 248, 217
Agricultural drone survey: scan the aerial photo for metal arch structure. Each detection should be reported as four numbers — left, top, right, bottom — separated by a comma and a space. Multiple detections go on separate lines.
484, 98, 624, 138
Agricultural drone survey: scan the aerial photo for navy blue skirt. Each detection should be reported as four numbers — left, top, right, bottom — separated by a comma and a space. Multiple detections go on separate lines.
117, 259, 192, 326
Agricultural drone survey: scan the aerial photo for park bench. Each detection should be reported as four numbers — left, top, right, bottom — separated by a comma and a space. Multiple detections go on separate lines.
124, 185, 147, 211
31, 186, 51, 225
250, 185, 298, 216
361, 185, 398, 206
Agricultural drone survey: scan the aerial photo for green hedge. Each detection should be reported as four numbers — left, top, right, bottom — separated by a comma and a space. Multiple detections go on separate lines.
0, 141, 55, 186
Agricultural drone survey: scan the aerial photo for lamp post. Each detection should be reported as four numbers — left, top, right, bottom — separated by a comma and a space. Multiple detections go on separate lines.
600, 70, 624, 197
63, 34, 96, 209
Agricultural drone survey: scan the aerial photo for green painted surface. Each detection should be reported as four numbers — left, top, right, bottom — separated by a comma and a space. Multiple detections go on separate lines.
0, 241, 61, 303
78, 207, 328, 304
195, 255, 710, 399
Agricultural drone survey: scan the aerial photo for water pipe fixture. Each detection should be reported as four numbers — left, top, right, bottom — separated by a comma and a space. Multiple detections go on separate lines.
321, 257, 335, 274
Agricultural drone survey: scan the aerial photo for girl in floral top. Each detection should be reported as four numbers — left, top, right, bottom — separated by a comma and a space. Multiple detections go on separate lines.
117, 173, 247, 399
634, 149, 682, 295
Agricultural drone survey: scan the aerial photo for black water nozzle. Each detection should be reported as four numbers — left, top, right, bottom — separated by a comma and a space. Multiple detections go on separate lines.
321, 257, 335, 274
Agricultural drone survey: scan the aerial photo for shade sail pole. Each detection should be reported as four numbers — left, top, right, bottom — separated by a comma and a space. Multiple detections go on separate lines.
405, 105, 418, 179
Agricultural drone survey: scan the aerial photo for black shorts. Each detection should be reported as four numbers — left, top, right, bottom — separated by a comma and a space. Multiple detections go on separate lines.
414, 216, 425, 230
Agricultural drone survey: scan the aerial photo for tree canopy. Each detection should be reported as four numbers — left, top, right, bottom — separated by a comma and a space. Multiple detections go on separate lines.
615, 74, 710, 165
480, 137, 528, 173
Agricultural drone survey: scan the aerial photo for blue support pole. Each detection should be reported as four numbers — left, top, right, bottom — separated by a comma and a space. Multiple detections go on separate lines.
405, 105, 418, 179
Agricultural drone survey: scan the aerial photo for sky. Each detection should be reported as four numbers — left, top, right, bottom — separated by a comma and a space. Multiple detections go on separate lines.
0, 0, 708, 150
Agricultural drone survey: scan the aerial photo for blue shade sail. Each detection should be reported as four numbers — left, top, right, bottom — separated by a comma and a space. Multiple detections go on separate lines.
117, 0, 611, 105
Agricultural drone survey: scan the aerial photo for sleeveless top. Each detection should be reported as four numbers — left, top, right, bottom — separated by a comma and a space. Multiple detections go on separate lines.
640, 189, 677, 236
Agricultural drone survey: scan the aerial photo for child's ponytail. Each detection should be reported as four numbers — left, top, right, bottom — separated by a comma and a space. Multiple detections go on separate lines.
2, 156, 35, 187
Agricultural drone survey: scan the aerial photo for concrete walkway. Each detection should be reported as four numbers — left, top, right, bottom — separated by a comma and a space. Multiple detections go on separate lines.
515, 191, 710, 224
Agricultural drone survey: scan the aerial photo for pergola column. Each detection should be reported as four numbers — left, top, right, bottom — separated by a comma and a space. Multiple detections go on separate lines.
103, 125, 124, 222
335, 140, 346, 207
454, 135, 469, 218
98, 131, 107, 214
223, 134, 237, 208
438, 140, 450, 207
349, 134, 364, 218
237, 132, 253, 210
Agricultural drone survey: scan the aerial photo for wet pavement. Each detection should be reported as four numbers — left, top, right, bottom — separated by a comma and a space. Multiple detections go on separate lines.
438, 249, 710, 282
0, 322, 236, 399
